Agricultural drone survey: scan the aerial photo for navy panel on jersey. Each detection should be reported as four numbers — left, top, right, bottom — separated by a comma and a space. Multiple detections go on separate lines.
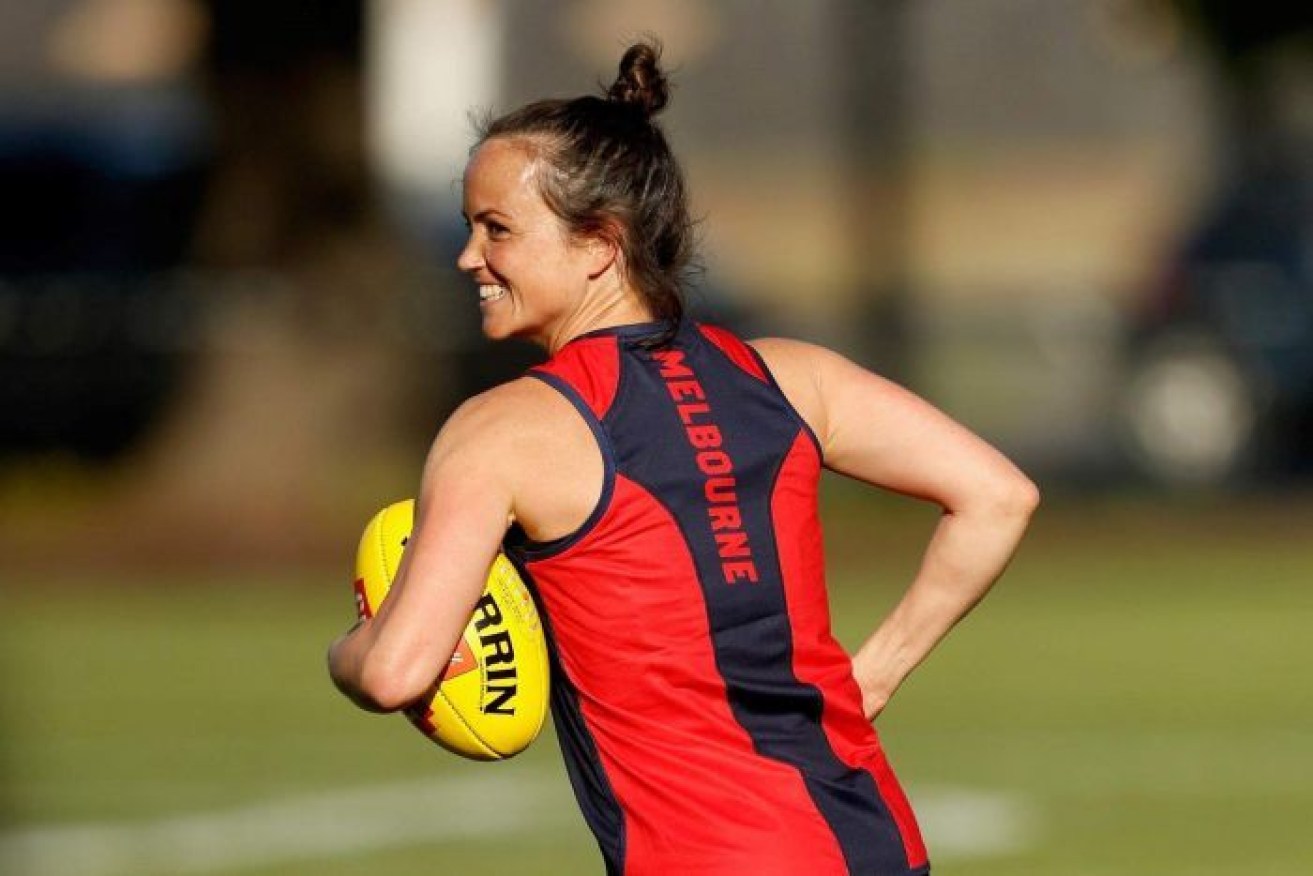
505, 320, 928, 874
602, 323, 912, 873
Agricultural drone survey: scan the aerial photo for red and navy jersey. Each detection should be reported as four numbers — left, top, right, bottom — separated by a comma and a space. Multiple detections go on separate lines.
504, 320, 929, 875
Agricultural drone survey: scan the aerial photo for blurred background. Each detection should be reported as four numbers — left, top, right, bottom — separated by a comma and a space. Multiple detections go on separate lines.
1, 2, 1311, 874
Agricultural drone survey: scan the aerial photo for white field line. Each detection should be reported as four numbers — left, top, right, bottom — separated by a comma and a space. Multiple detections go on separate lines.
0, 773, 565, 876
0, 776, 1036, 875
914, 784, 1039, 860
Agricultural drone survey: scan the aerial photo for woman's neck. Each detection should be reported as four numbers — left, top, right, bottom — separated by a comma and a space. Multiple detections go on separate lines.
541, 284, 655, 355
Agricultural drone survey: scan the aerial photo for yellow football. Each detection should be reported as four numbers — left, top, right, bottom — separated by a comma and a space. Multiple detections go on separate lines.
353, 499, 550, 761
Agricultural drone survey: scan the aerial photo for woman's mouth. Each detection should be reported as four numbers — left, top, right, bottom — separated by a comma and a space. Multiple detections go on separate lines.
479, 284, 508, 304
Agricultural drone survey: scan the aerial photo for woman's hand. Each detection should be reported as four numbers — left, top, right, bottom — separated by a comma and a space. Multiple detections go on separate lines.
328, 391, 517, 712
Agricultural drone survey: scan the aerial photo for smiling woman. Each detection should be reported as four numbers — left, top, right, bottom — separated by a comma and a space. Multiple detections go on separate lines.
457, 42, 693, 351
328, 38, 1038, 876
457, 137, 639, 349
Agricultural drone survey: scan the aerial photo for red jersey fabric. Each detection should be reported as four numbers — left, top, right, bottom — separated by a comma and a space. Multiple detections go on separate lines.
504, 320, 929, 875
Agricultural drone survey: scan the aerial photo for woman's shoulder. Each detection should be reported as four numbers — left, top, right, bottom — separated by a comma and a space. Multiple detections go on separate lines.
443, 376, 578, 441
746, 336, 827, 421
747, 335, 834, 367
422, 375, 589, 488
426, 375, 601, 534
749, 335, 882, 398
747, 337, 897, 449
433, 376, 595, 476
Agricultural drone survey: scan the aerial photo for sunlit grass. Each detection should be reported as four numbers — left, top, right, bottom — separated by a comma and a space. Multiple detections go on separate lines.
2, 491, 1311, 874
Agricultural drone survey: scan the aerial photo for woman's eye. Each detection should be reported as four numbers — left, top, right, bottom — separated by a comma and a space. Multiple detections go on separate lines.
487, 222, 510, 239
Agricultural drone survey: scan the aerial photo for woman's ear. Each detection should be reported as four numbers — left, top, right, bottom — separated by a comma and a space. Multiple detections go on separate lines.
584, 223, 622, 280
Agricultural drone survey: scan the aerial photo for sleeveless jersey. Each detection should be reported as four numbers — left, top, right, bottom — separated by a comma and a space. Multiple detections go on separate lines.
503, 320, 929, 875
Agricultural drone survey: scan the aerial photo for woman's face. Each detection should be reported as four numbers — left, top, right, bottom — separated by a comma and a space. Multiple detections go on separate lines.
457, 138, 598, 346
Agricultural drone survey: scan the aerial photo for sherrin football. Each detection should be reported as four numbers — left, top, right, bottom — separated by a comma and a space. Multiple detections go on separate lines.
353, 499, 550, 760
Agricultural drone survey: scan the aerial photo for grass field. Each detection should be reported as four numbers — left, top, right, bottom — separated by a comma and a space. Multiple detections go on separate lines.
2, 488, 1312, 874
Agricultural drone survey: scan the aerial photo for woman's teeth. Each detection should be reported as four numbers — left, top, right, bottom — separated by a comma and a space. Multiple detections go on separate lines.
479, 284, 507, 303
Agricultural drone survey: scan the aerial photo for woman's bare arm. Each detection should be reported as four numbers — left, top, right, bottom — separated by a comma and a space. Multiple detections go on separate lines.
752, 338, 1039, 719
328, 389, 518, 712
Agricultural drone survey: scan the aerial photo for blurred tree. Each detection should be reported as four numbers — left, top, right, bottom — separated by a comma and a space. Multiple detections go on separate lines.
836, 0, 912, 381
194, 0, 366, 265
1168, 2, 1312, 168
1171, 3, 1312, 71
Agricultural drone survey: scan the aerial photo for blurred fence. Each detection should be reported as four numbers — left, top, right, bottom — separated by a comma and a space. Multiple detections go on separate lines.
2, 0, 1312, 570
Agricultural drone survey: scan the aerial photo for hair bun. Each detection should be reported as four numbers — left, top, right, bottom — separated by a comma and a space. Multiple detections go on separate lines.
606, 41, 669, 117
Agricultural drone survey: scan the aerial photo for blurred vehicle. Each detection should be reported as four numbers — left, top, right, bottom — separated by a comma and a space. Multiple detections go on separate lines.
0, 88, 211, 459
0, 0, 215, 461
1118, 160, 1313, 487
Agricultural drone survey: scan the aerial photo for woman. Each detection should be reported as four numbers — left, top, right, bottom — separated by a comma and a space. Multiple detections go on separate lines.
330, 41, 1038, 875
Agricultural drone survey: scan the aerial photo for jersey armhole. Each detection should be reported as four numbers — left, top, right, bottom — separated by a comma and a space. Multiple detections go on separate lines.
739, 340, 826, 462
506, 370, 617, 561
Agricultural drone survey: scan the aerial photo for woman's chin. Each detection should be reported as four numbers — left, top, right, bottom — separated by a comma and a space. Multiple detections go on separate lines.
478, 305, 512, 338
479, 313, 528, 343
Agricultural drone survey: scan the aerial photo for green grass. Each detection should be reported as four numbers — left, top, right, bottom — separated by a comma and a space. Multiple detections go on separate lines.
3, 491, 1312, 874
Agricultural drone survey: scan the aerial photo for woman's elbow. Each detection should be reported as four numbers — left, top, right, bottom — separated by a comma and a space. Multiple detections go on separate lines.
355, 654, 433, 713
972, 464, 1040, 524
1006, 470, 1041, 519
991, 474, 1040, 548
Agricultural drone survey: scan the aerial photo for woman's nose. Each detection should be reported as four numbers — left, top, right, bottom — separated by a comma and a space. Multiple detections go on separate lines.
456, 234, 481, 273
